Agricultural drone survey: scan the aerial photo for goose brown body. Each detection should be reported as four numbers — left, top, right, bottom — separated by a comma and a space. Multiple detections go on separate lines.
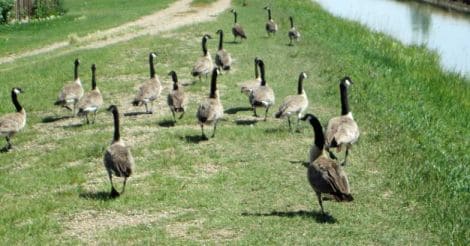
275, 72, 308, 131
77, 64, 103, 124
264, 7, 278, 35
249, 59, 275, 120
133, 52, 162, 114
0, 88, 26, 151
197, 68, 224, 138
192, 34, 213, 80
55, 58, 83, 115
215, 29, 232, 71
240, 57, 261, 96
230, 9, 247, 42
167, 71, 188, 122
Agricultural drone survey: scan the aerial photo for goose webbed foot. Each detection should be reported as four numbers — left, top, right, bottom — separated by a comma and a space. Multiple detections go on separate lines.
110, 187, 120, 198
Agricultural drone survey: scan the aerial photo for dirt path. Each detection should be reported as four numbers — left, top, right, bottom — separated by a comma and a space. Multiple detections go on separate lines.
0, 0, 231, 65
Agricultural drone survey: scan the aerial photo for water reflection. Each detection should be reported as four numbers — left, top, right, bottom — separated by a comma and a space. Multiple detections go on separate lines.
315, 0, 470, 77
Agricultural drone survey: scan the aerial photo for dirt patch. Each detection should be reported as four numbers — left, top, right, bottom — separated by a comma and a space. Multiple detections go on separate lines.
0, 0, 232, 64
166, 219, 239, 242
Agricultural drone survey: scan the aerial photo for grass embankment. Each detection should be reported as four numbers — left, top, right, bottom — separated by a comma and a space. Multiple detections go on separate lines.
0, 0, 468, 244
0, 0, 174, 57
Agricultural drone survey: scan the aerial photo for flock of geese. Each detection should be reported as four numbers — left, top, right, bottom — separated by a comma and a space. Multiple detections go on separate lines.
0, 6, 359, 216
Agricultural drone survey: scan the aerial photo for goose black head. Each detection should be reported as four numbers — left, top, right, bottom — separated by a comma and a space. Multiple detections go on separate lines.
107, 105, 118, 113
216, 29, 223, 35
13, 87, 24, 94
301, 113, 314, 122
300, 72, 308, 80
341, 76, 353, 86
74, 58, 80, 66
91, 64, 96, 71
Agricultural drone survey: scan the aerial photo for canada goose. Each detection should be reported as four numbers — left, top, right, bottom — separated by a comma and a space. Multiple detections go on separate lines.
0, 88, 26, 152
103, 105, 134, 198
215, 29, 232, 71
196, 68, 224, 139
249, 59, 275, 121
77, 64, 103, 124
230, 9, 247, 42
264, 6, 278, 36
275, 72, 308, 131
325, 76, 359, 166
132, 52, 162, 114
167, 71, 188, 122
301, 113, 353, 216
288, 16, 301, 46
54, 58, 84, 116
240, 57, 261, 96
192, 34, 213, 81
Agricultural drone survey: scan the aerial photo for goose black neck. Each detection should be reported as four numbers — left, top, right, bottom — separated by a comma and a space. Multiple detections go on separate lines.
297, 75, 304, 95
258, 61, 266, 86
171, 72, 179, 90
149, 54, 156, 79
112, 108, 120, 142
233, 12, 238, 23
202, 37, 208, 56
254, 60, 259, 79
340, 83, 350, 115
267, 9, 272, 20
91, 66, 97, 90
218, 31, 223, 50
209, 70, 218, 98
307, 115, 325, 150
11, 90, 22, 112
74, 62, 79, 80
290, 17, 294, 28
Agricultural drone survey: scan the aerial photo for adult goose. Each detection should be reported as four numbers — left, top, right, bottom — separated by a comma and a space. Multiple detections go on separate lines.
264, 6, 278, 36
55, 58, 83, 116
325, 76, 359, 166
103, 105, 134, 198
230, 9, 247, 43
288, 16, 301, 46
215, 29, 232, 71
192, 34, 213, 81
132, 52, 162, 114
275, 72, 308, 131
196, 68, 224, 139
0, 88, 26, 152
301, 113, 353, 217
249, 59, 275, 121
167, 71, 188, 122
77, 64, 103, 124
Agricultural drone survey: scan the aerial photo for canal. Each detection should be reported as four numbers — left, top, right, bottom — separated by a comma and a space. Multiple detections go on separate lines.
314, 0, 470, 77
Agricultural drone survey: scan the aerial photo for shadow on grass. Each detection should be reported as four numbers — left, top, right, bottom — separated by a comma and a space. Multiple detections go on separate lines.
123, 111, 152, 117
235, 119, 258, 126
241, 210, 337, 224
264, 127, 283, 134
42, 115, 73, 123
181, 135, 209, 143
79, 191, 115, 201
62, 123, 84, 129
158, 119, 175, 127
289, 160, 309, 168
225, 107, 252, 114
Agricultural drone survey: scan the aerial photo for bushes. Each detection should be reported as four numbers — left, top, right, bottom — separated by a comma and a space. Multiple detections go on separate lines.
0, 0, 14, 24
0, 0, 65, 24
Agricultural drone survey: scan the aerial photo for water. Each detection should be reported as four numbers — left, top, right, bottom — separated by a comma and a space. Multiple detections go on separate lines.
314, 0, 470, 77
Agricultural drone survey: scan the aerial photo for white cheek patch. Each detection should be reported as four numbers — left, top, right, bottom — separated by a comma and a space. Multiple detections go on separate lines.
14, 88, 21, 94
151, 53, 157, 58
345, 79, 351, 86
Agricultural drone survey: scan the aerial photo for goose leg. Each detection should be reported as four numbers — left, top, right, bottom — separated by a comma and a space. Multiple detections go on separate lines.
211, 120, 219, 138
171, 110, 176, 123
144, 103, 149, 114
342, 147, 350, 166
85, 113, 90, 124
178, 111, 185, 119
121, 177, 128, 194
316, 192, 325, 216
201, 125, 207, 139
287, 116, 292, 130
108, 173, 120, 198
296, 114, 301, 132
252, 106, 258, 117
264, 106, 270, 121
92, 111, 97, 124
5, 136, 12, 150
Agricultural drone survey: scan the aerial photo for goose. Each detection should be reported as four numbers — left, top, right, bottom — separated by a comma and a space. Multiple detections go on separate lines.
264, 6, 278, 36
196, 68, 224, 139
230, 9, 247, 43
215, 29, 232, 71
103, 105, 134, 198
77, 64, 103, 124
132, 52, 162, 114
288, 16, 301, 46
325, 76, 359, 166
167, 71, 188, 122
301, 113, 353, 217
240, 57, 261, 96
275, 72, 308, 131
54, 58, 83, 116
192, 34, 213, 81
0, 88, 26, 152
249, 59, 275, 121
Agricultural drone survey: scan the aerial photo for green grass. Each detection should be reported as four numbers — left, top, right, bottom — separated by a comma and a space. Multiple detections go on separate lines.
0, 0, 174, 57
191, 0, 217, 7
0, 0, 468, 244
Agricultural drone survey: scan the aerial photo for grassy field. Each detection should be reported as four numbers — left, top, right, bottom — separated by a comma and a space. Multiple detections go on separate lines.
0, 0, 174, 57
0, 0, 468, 244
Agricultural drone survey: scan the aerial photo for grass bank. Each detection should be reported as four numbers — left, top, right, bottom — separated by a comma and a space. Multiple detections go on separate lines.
0, 0, 174, 57
0, 0, 468, 244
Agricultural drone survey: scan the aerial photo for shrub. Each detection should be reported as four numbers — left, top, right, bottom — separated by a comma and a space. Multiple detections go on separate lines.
0, 0, 14, 24
33, 0, 66, 19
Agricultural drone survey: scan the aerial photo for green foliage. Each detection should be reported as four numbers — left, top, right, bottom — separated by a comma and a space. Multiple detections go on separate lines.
0, 0, 13, 23
33, 0, 66, 19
